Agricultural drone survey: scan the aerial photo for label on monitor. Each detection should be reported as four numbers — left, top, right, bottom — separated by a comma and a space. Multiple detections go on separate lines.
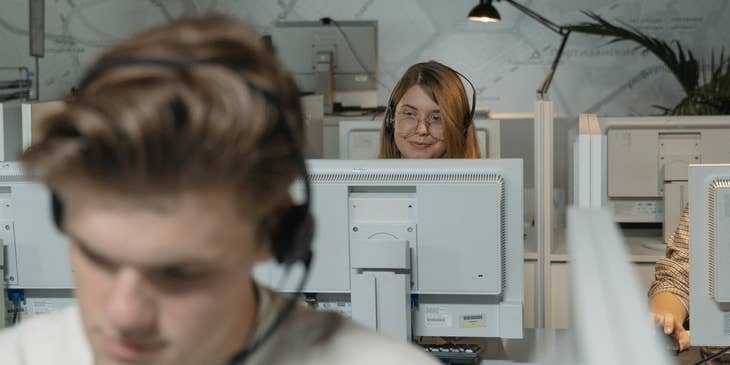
316, 301, 352, 319
459, 314, 487, 329
423, 306, 452, 328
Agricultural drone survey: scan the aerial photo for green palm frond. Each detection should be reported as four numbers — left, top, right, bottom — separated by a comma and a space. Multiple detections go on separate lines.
565, 11, 730, 115
670, 50, 730, 115
565, 11, 699, 95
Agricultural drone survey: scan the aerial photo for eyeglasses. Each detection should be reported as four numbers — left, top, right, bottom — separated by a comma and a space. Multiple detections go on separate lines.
394, 109, 444, 136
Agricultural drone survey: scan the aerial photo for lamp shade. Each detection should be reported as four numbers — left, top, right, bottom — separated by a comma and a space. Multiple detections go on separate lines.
468, 0, 501, 22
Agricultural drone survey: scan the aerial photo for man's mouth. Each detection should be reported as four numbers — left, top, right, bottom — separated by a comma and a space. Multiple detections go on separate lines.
103, 334, 166, 361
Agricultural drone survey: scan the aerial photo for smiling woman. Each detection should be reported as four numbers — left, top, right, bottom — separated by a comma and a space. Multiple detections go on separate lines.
379, 61, 481, 159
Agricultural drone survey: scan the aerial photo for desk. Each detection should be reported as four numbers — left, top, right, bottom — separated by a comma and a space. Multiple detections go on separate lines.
467, 329, 709, 364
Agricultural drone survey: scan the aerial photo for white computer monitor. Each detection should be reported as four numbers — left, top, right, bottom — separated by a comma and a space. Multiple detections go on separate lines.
0, 162, 72, 289
255, 159, 523, 341
566, 208, 670, 364
572, 114, 730, 247
689, 164, 730, 347
338, 119, 500, 159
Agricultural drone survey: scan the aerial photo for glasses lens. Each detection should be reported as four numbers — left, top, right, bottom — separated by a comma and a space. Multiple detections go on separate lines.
395, 110, 444, 136
427, 113, 443, 135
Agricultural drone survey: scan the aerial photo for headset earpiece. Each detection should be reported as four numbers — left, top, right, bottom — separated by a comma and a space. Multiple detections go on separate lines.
51, 192, 64, 232
446, 66, 477, 137
385, 99, 396, 135
272, 204, 314, 265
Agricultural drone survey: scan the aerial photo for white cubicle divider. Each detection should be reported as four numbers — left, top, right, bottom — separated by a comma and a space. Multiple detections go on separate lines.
0, 101, 66, 162
21, 101, 66, 152
338, 119, 500, 160
572, 114, 606, 209
566, 208, 671, 365
689, 164, 730, 347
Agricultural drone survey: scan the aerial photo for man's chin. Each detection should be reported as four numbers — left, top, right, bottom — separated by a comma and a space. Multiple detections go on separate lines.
94, 339, 168, 365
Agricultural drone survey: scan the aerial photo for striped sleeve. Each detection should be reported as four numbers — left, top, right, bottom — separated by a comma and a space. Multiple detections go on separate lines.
648, 206, 690, 306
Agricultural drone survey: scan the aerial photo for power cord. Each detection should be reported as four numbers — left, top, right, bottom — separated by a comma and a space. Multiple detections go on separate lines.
694, 344, 730, 365
226, 253, 313, 365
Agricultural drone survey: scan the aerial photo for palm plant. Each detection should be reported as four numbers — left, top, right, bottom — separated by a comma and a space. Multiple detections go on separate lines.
565, 11, 730, 115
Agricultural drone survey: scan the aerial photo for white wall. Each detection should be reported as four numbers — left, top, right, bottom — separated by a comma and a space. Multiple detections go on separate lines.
1, 0, 728, 216
1, 0, 729, 117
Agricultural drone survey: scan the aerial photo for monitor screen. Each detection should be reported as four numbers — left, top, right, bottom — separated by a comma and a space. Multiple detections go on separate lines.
255, 159, 523, 340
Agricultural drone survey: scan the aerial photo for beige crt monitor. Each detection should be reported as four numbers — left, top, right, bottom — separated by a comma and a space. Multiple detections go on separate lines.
338, 119, 500, 159
573, 113, 730, 246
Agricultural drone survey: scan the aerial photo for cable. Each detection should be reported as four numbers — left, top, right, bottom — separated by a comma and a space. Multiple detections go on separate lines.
226, 254, 313, 365
321, 17, 391, 97
8, 289, 24, 325
34, 56, 40, 100
694, 344, 730, 365
12, 301, 19, 325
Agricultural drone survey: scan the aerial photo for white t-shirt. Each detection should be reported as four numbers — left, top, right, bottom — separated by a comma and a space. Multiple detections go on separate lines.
0, 286, 439, 365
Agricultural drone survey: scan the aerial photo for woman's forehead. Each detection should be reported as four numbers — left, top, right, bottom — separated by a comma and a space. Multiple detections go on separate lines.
398, 85, 439, 111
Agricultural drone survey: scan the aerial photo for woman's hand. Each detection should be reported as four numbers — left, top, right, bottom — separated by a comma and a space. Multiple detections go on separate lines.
651, 312, 691, 351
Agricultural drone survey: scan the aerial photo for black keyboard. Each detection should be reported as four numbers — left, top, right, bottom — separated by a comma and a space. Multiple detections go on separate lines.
420, 344, 481, 365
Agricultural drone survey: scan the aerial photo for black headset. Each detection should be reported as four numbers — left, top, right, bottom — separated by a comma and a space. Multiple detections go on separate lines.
51, 58, 314, 364
384, 64, 477, 137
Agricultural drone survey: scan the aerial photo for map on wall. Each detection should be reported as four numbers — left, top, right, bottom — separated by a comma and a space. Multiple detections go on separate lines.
1, 0, 729, 117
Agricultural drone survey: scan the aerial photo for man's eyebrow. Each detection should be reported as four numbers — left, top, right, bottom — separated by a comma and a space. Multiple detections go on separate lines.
67, 231, 218, 269
68, 232, 116, 266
